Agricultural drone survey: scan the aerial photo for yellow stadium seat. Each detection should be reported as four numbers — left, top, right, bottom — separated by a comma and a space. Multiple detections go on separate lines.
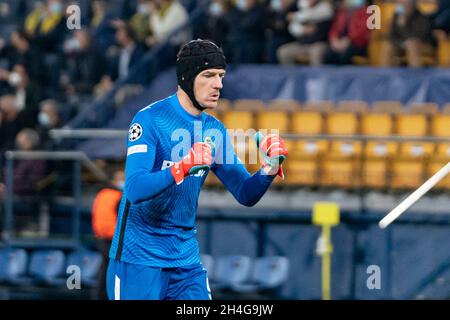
391, 158, 425, 189
396, 113, 428, 135
286, 108, 328, 186
292, 111, 322, 135
361, 113, 394, 136
431, 114, 450, 137
396, 113, 434, 157
399, 142, 435, 157
233, 99, 265, 111
427, 160, 450, 190
429, 113, 450, 189
327, 112, 359, 135
222, 110, 254, 131
326, 112, 362, 156
361, 112, 397, 188
284, 158, 319, 186
363, 159, 389, 188
321, 110, 362, 188
321, 157, 361, 188
256, 110, 290, 134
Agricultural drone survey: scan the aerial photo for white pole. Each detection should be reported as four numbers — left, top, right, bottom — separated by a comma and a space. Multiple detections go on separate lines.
379, 162, 450, 229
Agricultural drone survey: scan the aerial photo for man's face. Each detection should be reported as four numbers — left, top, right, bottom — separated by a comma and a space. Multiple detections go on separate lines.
193, 69, 225, 109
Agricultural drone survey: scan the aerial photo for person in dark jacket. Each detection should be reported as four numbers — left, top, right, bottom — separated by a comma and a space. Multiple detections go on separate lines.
380, 0, 434, 67
265, 0, 298, 63
224, 0, 267, 63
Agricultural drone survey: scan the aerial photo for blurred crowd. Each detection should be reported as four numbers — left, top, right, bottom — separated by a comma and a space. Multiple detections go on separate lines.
0, 0, 449, 198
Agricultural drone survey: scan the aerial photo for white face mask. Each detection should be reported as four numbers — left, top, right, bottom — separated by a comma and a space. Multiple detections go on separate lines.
50, 2, 63, 14
138, 4, 149, 15
38, 112, 51, 127
236, 0, 248, 11
64, 37, 81, 53
271, 0, 282, 11
116, 181, 125, 190
298, 0, 310, 9
209, 2, 223, 16
8, 72, 22, 87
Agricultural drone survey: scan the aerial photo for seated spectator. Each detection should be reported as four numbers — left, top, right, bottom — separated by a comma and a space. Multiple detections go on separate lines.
430, 0, 450, 34
196, 0, 229, 48
0, 128, 46, 197
0, 95, 27, 153
380, 0, 434, 67
224, 0, 267, 63
0, 64, 42, 128
277, 0, 334, 65
63, 29, 106, 96
323, 0, 370, 65
265, 0, 298, 63
91, 166, 124, 300
36, 99, 61, 150
129, 0, 154, 44
6, 30, 46, 86
107, 24, 146, 82
0, 128, 46, 236
90, 0, 117, 51
23, 0, 66, 53
147, 0, 190, 48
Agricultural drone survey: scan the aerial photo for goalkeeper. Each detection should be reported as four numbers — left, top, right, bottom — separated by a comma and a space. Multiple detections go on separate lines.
106, 39, 288, 300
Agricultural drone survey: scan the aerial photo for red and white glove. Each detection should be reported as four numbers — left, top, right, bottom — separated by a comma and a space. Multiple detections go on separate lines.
170, 142, 213, 185
256, 132, 288, 179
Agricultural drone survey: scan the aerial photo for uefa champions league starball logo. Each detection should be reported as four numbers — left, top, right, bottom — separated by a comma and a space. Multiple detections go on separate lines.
129, 123, 143, 142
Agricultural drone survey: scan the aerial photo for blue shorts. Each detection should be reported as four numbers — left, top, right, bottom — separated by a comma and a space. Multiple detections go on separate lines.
106, 259, 211, 300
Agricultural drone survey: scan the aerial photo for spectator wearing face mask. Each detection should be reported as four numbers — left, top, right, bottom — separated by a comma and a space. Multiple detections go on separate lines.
277, 0, 334, 65
90, 0, 117, 52
91, 166, 124, 300
0, 95, 27, 153
23, 0, 67, 53
196, 0, 229, 48
35, 99, 61, 150
224, 0, 267, 63
380, 0, 434, 67
62, 29, 106, 96
0, 64, 42, 128
265, 0, 298, 63
147, 0, 191, 48
323, 0, 369, 65
6, 30, 46, 86
130, 0, 154, 44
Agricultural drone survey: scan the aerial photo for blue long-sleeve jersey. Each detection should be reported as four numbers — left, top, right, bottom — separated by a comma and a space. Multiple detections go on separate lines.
109, 93, 275, 267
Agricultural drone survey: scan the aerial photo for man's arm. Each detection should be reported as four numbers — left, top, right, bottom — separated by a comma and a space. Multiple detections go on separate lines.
212, 131, 282, 207
213, 162, 275, 207
124, 111, 175, 204
124, 110, 213, 204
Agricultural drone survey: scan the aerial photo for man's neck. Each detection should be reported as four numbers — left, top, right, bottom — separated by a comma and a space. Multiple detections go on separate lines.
176, 89, 202, 116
